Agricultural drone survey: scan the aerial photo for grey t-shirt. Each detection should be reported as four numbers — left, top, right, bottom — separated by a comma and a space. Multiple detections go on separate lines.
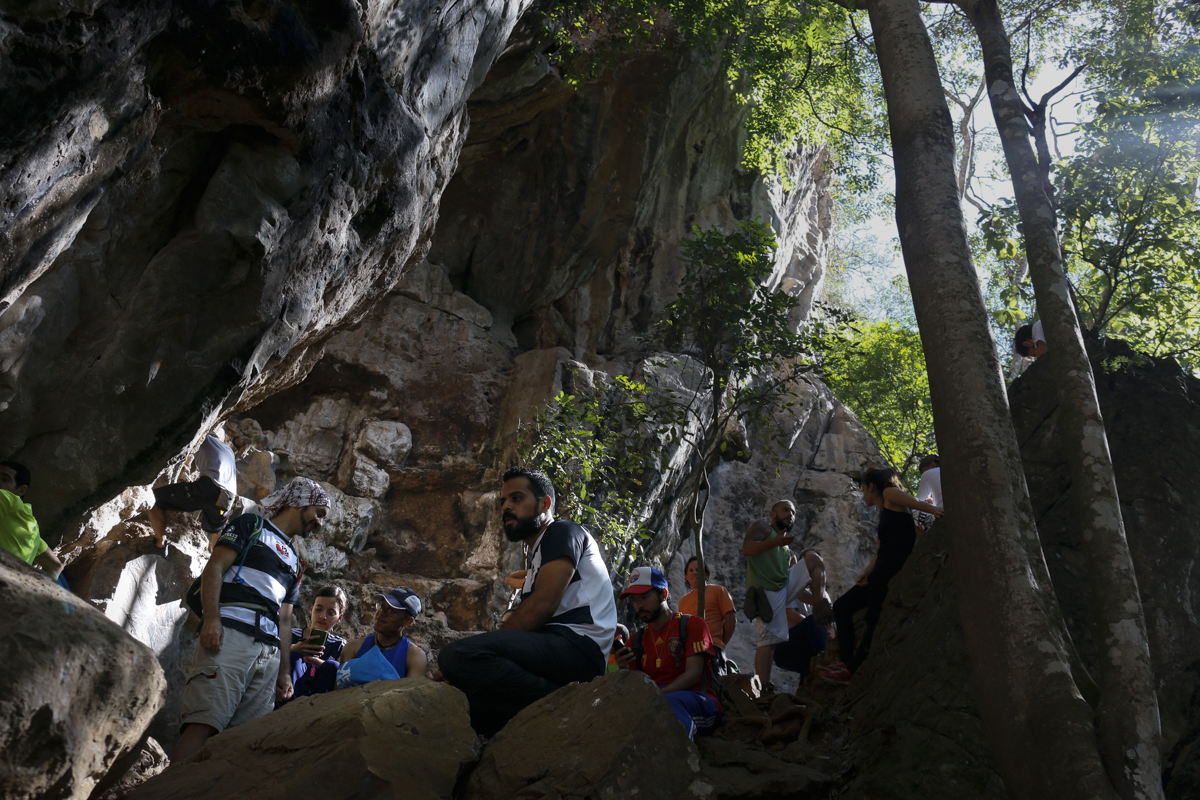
194, 435, 238, 497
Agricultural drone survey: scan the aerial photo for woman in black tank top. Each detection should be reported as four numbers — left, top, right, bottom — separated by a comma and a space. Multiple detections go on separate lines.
819, 466, 944, 680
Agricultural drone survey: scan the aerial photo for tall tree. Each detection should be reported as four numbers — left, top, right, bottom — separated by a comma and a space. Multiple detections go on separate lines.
862, 0, 1120, 795
953, 1, 1164, 795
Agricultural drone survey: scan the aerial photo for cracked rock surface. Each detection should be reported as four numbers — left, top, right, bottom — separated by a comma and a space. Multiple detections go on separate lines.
0, 0, 530, 544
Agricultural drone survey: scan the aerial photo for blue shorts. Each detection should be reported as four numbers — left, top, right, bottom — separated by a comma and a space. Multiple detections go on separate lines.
665, 691, 720, 739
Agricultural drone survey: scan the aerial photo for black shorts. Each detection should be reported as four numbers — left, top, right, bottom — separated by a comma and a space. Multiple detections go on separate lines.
153, 476, 227, 532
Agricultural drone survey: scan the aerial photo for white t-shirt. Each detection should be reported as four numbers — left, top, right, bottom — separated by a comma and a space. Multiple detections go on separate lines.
916, 466, 942, 507
1031, 320, 1046, 347
784, 558, 813, 617
194, 435, 238, 497
522, 520, 618, 663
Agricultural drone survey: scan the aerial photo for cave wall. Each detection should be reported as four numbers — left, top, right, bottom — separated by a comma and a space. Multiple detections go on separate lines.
55, 16, 893, 741
0, 0, 531, 545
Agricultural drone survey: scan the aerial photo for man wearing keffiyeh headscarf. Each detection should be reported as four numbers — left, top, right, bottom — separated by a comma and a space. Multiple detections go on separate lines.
259, 477, 332, 521
170, 475, 335, 765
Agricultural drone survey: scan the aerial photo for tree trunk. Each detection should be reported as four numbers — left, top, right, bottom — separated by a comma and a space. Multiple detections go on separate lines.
694, 468, 708, 618
864, 0, 1119, 796
962, 2, 1163, 796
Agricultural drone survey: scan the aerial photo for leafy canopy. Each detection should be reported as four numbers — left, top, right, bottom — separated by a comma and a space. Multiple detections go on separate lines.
544, 0, 885, 185
821, 319, 934, 488
978, 0, 1200, 371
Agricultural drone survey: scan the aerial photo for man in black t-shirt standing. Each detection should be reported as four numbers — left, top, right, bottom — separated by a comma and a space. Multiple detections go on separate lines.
437, 467, 618, 736
170, 477, 332, 764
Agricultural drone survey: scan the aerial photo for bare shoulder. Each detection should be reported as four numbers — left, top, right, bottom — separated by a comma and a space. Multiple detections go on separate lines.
342, 636, 364, 662
803, 549, 825, 567
408, 641, 429, 677
744, 519, 772, 541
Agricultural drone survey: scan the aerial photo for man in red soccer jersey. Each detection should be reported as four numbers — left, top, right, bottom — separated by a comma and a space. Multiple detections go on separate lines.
615, 567, 722, 739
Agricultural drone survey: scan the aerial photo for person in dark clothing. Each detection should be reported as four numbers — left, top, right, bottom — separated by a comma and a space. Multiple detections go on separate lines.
171, 477, 331, 765
819, 467, 943, 683
435, 467, 617, 737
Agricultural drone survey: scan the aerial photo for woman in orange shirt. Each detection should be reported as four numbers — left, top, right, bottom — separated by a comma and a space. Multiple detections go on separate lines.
677, 556, 736, 674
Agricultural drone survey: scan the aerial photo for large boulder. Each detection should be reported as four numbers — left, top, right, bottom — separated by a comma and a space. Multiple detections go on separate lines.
0, 550, 165, 800
836, 338, 1200, 799
463, 670, 705, 800
1009, 338, 1200, 798
129, 678, 478, 800
839, 523, 1006, 799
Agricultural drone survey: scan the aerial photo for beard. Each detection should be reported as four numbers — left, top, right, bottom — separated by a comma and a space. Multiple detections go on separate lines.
774, 519, 793, 534
503, 511, 540, 542
637, 604, 665, 624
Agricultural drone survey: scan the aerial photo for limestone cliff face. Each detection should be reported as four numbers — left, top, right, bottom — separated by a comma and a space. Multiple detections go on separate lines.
231, 28, 873, 648
54, 20, 888, 743
0, 0, 530, 544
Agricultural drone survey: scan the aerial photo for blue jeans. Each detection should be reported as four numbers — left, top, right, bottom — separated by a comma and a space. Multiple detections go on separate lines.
665, 691, 720, 739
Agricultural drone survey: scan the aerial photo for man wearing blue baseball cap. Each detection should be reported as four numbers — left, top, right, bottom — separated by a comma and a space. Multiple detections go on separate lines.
340, 587, 428, 680
614, 567, 723, 739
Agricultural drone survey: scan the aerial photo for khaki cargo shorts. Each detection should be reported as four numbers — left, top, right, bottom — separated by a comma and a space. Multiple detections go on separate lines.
180, 626, 279, 733
754, 586, 790, 647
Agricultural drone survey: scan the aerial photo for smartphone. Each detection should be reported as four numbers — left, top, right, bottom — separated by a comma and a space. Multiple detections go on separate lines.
307, 629, 329, 648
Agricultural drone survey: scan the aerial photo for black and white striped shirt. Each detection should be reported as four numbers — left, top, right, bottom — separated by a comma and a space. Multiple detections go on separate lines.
213, 514, 300, 646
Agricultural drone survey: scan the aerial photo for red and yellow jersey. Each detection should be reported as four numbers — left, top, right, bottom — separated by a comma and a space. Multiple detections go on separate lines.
629, 613, 721, 713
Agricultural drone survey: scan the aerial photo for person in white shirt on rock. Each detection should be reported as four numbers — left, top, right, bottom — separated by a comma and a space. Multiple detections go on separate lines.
1013, 320, 1048, 359
912, 454, 943, 535
435, 466, 617, 737
148, 432, 258, 550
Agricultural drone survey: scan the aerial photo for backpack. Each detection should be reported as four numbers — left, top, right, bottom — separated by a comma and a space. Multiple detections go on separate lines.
184, 515, 265, 621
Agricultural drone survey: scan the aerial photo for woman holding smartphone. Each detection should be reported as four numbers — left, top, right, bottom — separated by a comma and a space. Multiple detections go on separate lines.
279, 585, 349, 704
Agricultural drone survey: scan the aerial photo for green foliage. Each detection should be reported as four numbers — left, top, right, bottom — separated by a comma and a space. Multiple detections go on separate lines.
516, 220, 836, 554
821, 319, 934, 488
1058, 118, 1200, 369
543, 0, 885, 185
650, 219, 835, 461
515, 374, 659, 552
977, 0, 1200, 372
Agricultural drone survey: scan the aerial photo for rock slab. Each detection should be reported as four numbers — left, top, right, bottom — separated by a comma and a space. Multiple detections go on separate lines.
463, 670, 703, 800
128, 678, 478, 800
0, 550, 165, 800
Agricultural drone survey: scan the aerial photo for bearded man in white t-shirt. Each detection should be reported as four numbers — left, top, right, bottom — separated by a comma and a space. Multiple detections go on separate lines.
436, 466, 617, 737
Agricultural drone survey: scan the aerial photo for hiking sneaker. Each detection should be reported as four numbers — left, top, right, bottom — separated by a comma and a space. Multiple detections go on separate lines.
817, 663, 853, 684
